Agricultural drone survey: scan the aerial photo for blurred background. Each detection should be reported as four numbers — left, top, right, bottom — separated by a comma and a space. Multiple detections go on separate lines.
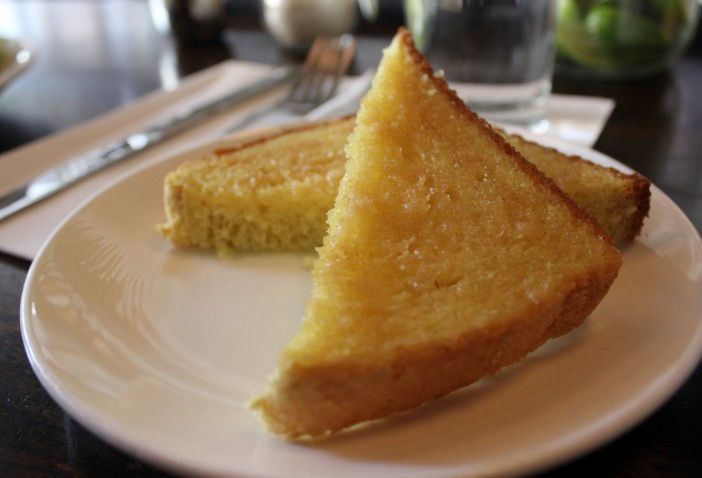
0, 1, 699, 132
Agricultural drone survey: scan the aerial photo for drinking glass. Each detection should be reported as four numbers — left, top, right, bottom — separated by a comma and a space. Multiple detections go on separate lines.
405, 0, 557, 127
148, 0, 225, 45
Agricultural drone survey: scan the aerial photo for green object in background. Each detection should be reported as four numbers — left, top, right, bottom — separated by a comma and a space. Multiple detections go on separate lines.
556, 0, 699, 79
584, 1, 619, 45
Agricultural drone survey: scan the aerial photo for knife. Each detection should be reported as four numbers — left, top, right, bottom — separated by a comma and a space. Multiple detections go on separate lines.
0, 66, 296, 223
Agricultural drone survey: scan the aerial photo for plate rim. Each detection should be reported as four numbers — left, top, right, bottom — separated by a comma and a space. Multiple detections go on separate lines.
20, 129, 702, 477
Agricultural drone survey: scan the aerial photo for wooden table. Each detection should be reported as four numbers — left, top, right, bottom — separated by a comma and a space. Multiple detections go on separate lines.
1, 1, 700, 476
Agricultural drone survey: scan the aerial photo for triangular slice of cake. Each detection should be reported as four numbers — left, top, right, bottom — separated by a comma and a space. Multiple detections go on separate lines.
252, 29, 621, 438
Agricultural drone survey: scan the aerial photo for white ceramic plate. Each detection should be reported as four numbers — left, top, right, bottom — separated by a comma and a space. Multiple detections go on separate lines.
0, 38, 33, 92
21, 134, 702, 477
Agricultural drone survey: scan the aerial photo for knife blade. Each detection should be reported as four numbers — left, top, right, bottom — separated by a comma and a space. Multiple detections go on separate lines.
0, 66, 296, 223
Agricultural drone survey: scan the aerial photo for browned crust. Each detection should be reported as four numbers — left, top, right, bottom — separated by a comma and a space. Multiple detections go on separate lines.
396, 28, 617, 249
504, 130, 651, 244
213, 114, 355, 156
252, 266, 619, 438
621, 173, 651, 243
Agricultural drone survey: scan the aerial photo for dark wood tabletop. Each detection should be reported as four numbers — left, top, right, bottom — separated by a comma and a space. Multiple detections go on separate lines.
1, 0, 700, 476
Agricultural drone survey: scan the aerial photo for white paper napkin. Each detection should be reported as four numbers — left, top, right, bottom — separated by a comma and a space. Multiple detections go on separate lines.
0, 60, 614, 260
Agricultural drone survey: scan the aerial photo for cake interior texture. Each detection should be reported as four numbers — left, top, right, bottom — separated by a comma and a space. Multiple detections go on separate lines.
158, 119, 354, 253
251, 29, 621, 438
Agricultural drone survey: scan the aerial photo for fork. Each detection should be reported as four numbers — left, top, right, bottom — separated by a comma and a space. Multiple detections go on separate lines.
225, 34, 356, 132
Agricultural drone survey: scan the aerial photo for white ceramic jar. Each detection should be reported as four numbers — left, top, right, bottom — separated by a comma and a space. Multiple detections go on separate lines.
262, 0, 359, 49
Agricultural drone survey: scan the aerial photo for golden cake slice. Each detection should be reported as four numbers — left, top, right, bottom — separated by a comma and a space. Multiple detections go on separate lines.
251, 29, 622, 438
158, 118, 355, 253
500, 131, 649, 245
159, 119, 648, 253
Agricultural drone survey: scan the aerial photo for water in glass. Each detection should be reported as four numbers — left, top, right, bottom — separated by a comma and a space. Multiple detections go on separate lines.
406, 0, 556, 127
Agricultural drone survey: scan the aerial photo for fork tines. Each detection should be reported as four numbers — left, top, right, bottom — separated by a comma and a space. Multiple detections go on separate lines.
286, 35, 356, 112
